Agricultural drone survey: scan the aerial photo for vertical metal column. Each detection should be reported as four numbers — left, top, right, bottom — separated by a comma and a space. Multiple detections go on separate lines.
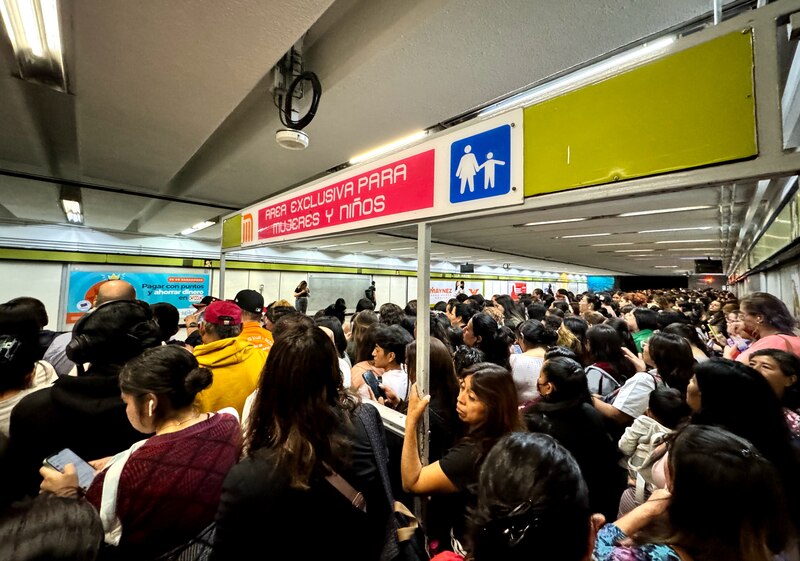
713, 0, 723, 25
219, 251, 227, 300
416, 222, 431, 467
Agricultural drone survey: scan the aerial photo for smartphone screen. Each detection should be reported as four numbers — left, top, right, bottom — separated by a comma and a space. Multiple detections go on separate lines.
362, 371, 386, 400
45, 448, 97, 491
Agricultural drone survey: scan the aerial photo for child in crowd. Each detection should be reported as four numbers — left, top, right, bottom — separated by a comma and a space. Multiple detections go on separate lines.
618, 387, 688, 478
617, 387, 689, 515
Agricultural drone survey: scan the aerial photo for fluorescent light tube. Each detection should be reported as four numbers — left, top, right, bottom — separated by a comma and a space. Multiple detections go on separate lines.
592, 242, 634, 247
654, 239, 714, 244
559, 233, 611, 239
615, 249, 653, 252
618, 206, 712, 217
0, 0, 67, 91
480, 36, 675, 117
654, 265, 678, 268
349, 131, 428, 165
317, 240, 369, 249
181, 221, 215, 236
522, 218, 587, 226
638, 227, 713, 233
389, 247, 414, 251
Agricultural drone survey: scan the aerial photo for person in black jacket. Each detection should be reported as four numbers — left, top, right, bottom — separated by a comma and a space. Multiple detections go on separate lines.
524, 355, 627, 523
8, 300, 161, 499
211, 319, 389, 561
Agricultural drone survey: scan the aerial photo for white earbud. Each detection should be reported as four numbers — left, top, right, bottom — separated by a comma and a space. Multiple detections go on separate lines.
148, 400, 154, 417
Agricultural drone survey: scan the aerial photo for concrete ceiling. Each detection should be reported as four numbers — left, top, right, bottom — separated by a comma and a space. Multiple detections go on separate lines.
0, 0, 759, 274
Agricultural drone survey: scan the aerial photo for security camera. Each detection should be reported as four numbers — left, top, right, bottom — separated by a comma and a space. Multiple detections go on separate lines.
275, 128, 309, 150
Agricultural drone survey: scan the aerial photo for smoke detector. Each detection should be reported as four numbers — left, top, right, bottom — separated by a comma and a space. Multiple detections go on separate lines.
275, 129, 309, 150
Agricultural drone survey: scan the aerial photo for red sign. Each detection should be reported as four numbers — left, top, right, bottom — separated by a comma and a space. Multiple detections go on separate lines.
257, 150, 435, 240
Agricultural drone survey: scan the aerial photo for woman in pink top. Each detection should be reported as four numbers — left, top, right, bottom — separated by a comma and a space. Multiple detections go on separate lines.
736, 293, 800, 363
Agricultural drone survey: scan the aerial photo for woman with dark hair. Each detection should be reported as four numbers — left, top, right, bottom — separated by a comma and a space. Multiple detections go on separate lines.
605, 317, 638, 355
493, 295, 525, 329
662, 322, 710, 362
563, 315, 591, 364
0, 494, 104, 561
749, 349, 800, 438
510, 320, 558, 404
524, 357, 627, 523
593, 333, 693, 429
626, 308, 659, 353
452, 345, 487, 377
378, 302, 405, 326
406, 339, 461, 460
402, 362, 521, 553
0, 333, 56, 437
462, 313, 510, 369
348, 310, 380, 389
736, 292, 800, 363
323, 298, 347, 325
11, 300, 162, 499
646, 332, 695, 396
211, 323, 390, 560
41, 345, 241, 559
315, 315, 351, 388
446, 302, 477, 329
585, 324, 635, 396
449, 432, 603, 561
595, 425, 792, 561
686, 358, 800, 524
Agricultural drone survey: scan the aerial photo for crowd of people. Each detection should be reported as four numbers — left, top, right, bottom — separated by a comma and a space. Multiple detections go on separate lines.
0, 281, 798, 561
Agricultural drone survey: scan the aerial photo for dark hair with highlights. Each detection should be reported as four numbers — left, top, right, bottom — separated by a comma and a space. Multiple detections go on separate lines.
245, 323, 356, 489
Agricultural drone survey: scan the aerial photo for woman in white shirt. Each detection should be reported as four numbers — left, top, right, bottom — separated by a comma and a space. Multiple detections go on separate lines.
510, 320, 557, 405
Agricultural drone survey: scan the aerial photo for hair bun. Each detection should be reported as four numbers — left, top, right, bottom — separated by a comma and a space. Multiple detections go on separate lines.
184, 366, 213, 395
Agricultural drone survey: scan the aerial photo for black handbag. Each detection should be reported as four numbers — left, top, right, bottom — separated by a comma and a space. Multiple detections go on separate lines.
356, 404, 430, 561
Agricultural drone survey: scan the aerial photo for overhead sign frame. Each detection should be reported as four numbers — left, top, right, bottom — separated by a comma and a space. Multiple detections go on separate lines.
237, 109, 524, 248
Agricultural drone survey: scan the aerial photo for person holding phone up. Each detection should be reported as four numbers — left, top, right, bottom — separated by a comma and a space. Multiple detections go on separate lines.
40, 346, 241, 560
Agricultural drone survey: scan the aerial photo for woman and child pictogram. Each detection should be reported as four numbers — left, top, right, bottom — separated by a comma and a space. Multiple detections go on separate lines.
455, 145, 506, 194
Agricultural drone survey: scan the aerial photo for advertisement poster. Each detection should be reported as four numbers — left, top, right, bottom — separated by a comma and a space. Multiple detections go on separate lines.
430, 280, 484, 303
66, 271, 210, 324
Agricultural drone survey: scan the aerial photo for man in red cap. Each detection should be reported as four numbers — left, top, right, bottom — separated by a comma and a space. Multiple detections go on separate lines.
183, 296, 219, 348
192, 300, 266, 416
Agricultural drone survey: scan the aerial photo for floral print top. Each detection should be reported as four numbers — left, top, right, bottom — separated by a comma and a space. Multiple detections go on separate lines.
594, 523, 681, 561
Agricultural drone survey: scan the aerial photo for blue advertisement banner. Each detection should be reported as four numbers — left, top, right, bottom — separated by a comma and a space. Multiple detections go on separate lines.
66, 271, 210, 324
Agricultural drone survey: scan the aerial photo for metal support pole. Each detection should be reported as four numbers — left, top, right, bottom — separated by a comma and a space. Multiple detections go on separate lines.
415, 222, 431, 465
713, 0, 723, 25
219, 251, 227, 299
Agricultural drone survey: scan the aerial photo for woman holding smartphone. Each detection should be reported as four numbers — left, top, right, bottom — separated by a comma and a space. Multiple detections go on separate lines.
40, 346, 241, 559
401, 362, 521, 555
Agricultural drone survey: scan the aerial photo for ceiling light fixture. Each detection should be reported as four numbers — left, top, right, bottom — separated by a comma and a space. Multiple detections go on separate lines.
592, 242, 634, 247
654, 265, 678, 268
181, 221, 215, 236
59, 186, 83, 225
349, 130, 428, 165
614, 249, 653, 253
559, 232, 612, 239
480, 36, 675, 117
618, 205, 712, 217
638, 226, 713, 234
667, 248, 719, 252
654, 239, 714, 244
317, 240, 369, 249
521, 218, 588, 226
389, 246, 414, 251
0, 0, 67, 91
